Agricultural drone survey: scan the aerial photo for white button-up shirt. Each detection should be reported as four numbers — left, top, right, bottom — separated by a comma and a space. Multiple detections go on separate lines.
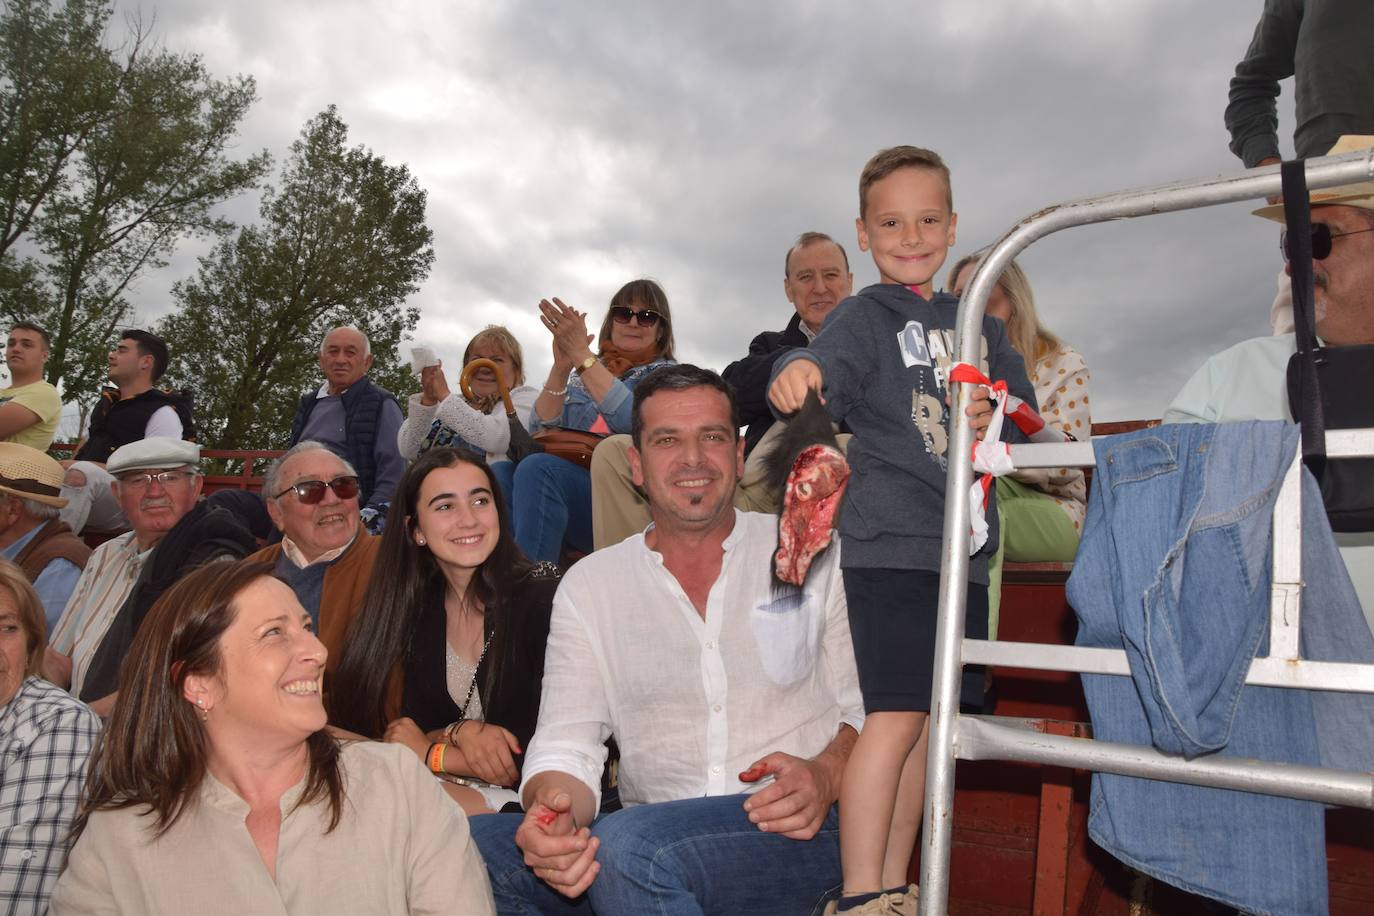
522, 511, 864, 810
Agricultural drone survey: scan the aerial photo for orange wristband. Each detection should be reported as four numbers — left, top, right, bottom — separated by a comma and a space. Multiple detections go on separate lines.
427, 742, 446, 774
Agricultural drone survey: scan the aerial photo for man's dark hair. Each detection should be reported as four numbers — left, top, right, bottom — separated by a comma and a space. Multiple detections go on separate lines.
121, 329, 170, 382
8, 321, 51, 349
785, 231, 850, 277
631, 364, 740, 449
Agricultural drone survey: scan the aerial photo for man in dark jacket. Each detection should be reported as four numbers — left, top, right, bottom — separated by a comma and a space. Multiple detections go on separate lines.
288, 326, 404, 529
588, 232, 855, 548
723, 232, 854, 458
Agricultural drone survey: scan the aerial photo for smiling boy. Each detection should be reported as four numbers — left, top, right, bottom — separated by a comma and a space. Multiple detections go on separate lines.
770, 146, 1036, 914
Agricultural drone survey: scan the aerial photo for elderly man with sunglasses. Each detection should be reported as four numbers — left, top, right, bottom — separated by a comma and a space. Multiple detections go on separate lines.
249, 440, 381, 686
1164, 134, 1374, 628
45, 438, 254, 713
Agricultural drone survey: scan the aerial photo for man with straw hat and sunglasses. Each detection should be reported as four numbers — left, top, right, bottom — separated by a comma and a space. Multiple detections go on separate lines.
1165, 134, 1374, 630
249, 440, 381, 691
47, 438, 254, 714
0, 443, 90, 631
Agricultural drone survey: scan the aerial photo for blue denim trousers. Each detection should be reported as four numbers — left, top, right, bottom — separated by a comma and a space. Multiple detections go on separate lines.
1068, 420, 1374, 916
470, 795, 842, 916
510, 453, 594, 563
490, 460, 517, 517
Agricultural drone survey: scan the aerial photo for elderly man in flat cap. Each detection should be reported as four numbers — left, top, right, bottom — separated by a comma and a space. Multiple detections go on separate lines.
46, 438, 253, 714
0, 443, 90, 631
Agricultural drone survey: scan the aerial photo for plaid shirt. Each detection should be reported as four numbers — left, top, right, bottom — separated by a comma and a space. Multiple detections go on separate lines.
1, 677, 101, 915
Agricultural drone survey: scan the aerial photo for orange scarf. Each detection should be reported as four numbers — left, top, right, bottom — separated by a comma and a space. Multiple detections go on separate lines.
597, 342, 663, 378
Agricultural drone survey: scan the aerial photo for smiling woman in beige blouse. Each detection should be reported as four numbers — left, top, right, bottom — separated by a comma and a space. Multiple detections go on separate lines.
50, 559, 494, 916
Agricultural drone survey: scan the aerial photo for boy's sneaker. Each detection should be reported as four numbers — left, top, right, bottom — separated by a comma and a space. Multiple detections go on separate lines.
822, 886, 917, 915
889, 884, 919, 916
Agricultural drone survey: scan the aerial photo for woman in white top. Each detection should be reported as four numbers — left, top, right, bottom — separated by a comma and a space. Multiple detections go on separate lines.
397, 324, 538, 505
949, 253, 1092, 638
51, 558, 494, 915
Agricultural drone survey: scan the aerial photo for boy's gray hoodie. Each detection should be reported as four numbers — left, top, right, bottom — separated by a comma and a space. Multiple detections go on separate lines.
771, 284, 1036, 582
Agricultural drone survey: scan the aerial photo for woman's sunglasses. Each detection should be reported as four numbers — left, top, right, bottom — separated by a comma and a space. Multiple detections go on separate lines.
610, 306, 663, 327
1280, 222, 1374, 262
274, 475, 360, 504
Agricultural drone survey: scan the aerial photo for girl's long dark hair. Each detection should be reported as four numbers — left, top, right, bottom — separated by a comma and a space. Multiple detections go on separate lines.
329, 447, 532, 737
73, 560, 344, 840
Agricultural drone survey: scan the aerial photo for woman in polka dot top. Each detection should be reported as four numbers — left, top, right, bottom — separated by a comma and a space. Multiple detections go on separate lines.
949, 252, 1091, 637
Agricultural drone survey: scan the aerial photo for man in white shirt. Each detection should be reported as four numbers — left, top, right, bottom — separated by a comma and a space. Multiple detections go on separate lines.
471, 364, 863, 916
1165, 134, 1374, 629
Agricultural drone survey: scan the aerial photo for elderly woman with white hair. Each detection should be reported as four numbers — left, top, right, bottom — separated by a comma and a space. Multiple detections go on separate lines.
948, 253, 1092, 636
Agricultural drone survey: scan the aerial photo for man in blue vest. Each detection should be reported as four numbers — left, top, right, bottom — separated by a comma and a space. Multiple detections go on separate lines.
288, 326, 404, 530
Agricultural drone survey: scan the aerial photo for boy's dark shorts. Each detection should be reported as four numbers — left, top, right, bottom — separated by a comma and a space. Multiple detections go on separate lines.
841, 567, 987, 713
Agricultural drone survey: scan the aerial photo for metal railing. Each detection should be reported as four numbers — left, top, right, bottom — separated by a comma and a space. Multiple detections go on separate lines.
919, 149, 1374, 914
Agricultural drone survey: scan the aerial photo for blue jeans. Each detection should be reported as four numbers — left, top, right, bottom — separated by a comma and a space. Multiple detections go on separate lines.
511, 454, 594, 563
491, 460, 517, 517
471, 795, 841, 916
1068, 421, 1374, 916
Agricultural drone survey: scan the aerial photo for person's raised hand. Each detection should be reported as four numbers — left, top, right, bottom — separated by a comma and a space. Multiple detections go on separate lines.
539, 298, 594, 368
768, 360, 825, 415
419, 363, 450, 406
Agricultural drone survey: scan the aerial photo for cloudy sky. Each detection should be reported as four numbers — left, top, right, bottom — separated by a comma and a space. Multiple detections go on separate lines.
110, 0, 1295, 428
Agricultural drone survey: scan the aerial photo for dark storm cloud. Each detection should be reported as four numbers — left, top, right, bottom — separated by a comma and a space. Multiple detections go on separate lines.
121, 0, 1289, 422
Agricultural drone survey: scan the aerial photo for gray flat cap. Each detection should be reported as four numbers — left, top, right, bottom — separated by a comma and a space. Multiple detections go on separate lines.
106, 437, 201, 475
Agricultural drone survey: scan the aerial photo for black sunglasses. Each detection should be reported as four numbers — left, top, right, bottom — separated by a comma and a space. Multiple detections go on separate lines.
274, 475, 360, 504
610, 306, 663, 327
1280, 222, 1374, 262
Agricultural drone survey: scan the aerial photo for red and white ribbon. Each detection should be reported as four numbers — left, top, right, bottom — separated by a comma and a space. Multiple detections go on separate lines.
947, 363, 1064, 554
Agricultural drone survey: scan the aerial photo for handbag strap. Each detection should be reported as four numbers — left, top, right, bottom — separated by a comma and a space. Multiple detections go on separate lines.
458, 358, 517, 417
1281, 159, 1327, 478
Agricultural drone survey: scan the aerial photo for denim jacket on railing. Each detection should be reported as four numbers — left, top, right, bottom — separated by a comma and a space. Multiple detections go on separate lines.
1067, 420, 1374, 916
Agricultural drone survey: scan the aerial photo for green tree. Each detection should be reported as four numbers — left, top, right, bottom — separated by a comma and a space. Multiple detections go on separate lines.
160, 105, 433, 450
0, 1, 268, 419
0, 0, 116, 261
31, 43, 270, 408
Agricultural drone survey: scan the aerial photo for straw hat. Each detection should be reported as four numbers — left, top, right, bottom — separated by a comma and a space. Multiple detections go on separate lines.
1253, 135, 1374, 221
0, 442, 68, 509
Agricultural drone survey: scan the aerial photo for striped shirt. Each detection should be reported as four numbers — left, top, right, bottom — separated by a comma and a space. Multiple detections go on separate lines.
48, 533, 150, 698
0, 677, 101, 915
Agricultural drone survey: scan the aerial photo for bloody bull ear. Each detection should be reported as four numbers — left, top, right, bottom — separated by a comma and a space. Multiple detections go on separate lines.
766, 389, 850, 588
